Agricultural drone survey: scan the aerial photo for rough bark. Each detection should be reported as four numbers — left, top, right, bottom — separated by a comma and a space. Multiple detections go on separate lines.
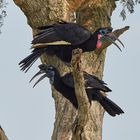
71, 49, 93, 140
13, 0, 128, 140
0, 126, 8, 140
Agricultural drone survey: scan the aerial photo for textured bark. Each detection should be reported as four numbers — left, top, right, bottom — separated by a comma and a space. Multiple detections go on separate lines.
71, 49, 93, 140
13, 0, 128, 140
0, 127, 8, 140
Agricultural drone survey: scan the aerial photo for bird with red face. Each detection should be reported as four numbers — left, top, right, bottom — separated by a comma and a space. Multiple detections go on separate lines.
19, 21, 124, 72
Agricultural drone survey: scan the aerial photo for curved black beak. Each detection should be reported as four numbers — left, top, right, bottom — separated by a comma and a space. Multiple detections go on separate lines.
107, 32, 124, 47
29, 70, 48, 88
102, 32, 125, 51
29, 70, 43, 83
33, 73, 47, 88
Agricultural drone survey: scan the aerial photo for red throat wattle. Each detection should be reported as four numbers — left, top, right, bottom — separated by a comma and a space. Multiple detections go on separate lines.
96, 34, 102, 49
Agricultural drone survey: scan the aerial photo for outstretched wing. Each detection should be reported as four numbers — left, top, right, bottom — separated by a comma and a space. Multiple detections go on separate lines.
32, 22, 91, 46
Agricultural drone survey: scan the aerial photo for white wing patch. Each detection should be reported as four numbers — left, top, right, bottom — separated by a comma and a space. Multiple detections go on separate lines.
32, 41, 71, 48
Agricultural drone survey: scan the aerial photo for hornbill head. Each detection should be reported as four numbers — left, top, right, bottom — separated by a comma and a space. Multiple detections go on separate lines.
30, 64, 56, 87
96, 27, 124, 51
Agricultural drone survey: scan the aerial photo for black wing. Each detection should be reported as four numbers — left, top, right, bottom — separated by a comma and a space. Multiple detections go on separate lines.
32, 22, 91, 45
87, 89, 124, 116
61, 72, 111, 92
83, 72, 111, 92
61, 73, 75, 88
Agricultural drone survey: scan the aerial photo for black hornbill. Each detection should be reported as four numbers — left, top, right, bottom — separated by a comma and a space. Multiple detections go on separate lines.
19, 22, 124, 72
30, 64, 124, 117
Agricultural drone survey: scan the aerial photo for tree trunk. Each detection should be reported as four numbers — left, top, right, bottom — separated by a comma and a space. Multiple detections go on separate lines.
13, 0, 128, 139
0, 126, 8, 140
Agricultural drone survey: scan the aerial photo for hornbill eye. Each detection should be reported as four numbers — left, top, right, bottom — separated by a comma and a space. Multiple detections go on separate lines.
29, 64, 55, 87
99, 27, 113, 35
47, 67, 53, 71
99, 30, 106, 35
46, 67, 55, 77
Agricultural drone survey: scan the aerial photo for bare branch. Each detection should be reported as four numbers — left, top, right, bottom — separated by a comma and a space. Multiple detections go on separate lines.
71, 49, 92, 140
0, 126, 8, 140
71, 48, 89, 108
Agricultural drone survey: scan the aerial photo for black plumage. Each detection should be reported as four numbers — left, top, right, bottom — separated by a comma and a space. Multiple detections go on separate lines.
19, 22, 124, 72
30, 64, 124, 117
32, 22, 91, 45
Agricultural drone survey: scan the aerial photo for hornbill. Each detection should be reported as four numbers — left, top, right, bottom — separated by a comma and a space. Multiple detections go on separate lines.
30, 64, 124, 117
19, 22, 124, 72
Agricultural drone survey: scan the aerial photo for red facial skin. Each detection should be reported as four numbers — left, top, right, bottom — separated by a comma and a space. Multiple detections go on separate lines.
96, 34, 102, 49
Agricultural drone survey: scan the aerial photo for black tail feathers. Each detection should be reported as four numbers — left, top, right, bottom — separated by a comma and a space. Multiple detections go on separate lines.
19, 48, 45, 73
98, 94, 124, 116
89, 90, 124, 116
18, 45, 72, 72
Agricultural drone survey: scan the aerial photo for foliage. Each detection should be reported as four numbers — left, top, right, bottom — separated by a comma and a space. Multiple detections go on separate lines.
0, 0, 7, 33
120, 0, 140, 20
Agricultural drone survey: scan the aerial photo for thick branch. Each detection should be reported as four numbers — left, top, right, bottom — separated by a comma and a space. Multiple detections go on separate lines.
66, 0, 90, 11
71, 49, 93, 140
0, 127, 8, 140
71, 48, 89, 108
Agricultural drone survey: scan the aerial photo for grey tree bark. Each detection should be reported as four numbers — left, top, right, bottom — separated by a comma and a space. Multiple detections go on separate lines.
13, 0, 128, 139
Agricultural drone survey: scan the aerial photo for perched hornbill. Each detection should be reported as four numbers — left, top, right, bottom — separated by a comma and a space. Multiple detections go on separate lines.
30, 64, 124, 117
19, 22, 124, 72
